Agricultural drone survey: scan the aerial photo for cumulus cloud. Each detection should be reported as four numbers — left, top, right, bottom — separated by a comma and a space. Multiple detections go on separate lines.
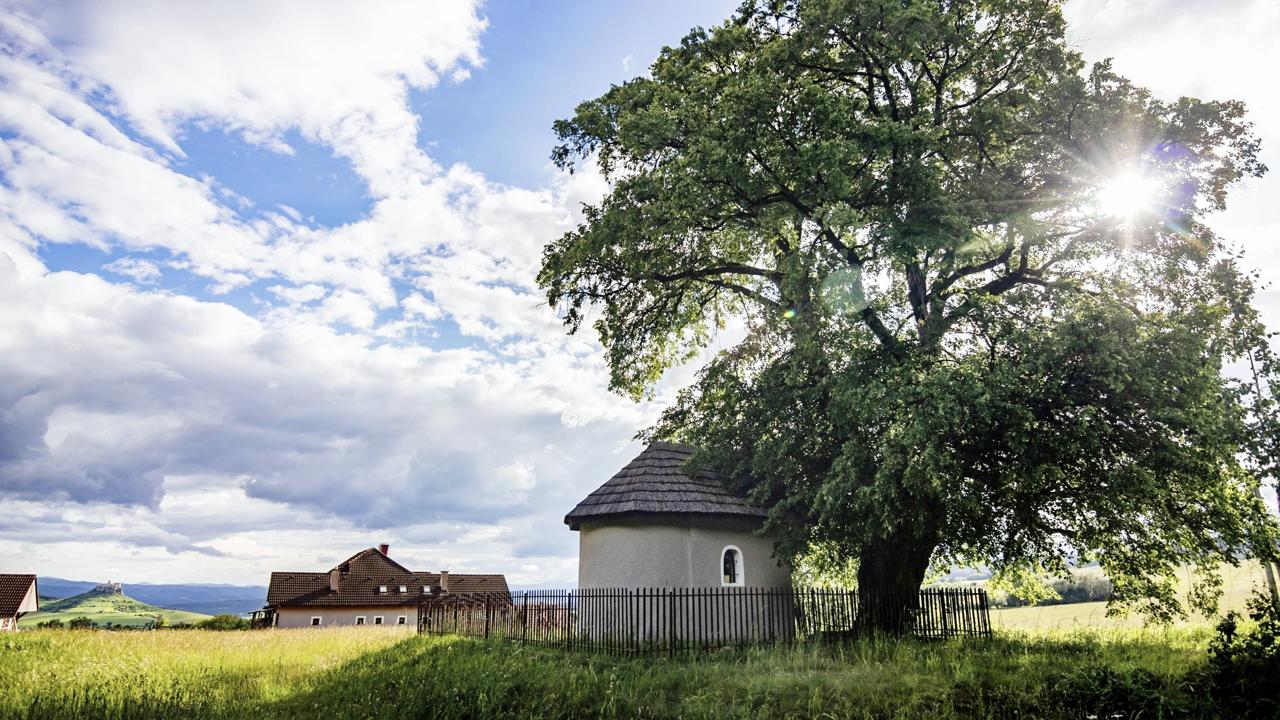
6, 0, 485, 192
0, 239, 649, 582
0, 0, 648, 583
0, 250, 646, 514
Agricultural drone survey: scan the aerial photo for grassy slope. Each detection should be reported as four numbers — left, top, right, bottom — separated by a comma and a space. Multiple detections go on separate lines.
0, 626, 1220, 720
992, 562, 1269, 630
19, 590, 210, 628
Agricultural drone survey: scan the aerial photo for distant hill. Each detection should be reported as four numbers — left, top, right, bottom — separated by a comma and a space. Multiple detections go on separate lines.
20, 582, 212, 628
38, 577, 267, 616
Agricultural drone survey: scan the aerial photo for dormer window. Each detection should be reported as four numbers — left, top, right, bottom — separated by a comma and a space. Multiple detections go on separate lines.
399, 585, 407, 593
422, 586, 432, 595
378, 585, 387, 593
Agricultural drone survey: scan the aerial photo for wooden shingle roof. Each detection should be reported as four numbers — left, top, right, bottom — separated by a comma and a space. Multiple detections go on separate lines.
266, 549, 509, 608
565, 442, 766, 530
0, 574, 36, 617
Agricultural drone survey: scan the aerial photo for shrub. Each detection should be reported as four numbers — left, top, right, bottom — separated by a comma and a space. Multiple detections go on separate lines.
1207, 591, 1280, 718
36, 619, 65, 629
67, 617, 96, 630
196, 614, 251, 631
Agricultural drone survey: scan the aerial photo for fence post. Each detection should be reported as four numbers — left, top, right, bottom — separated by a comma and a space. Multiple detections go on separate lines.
522, 591, 528, 644
668, 588, 676, 658
484, 597, 491, 640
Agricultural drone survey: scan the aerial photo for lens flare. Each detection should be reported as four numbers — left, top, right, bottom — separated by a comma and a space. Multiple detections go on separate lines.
1097, 169, 1162, 221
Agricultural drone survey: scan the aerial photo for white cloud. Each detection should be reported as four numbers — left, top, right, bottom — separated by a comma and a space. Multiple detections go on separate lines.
102, 257, 161, 283
0, 0, 645, 581
7, 0, 485, 194
0, 248, 649, 583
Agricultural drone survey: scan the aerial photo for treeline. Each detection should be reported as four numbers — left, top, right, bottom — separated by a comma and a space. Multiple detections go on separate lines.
984, 571, 1113, 608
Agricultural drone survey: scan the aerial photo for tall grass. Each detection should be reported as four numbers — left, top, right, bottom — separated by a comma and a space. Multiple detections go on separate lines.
0, 626, 1222, 719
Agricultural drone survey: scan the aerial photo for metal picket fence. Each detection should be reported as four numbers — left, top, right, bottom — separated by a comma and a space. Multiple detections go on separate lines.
418, 586, 990, 655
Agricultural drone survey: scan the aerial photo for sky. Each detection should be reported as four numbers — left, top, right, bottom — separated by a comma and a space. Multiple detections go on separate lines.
0, 0, 1277, 588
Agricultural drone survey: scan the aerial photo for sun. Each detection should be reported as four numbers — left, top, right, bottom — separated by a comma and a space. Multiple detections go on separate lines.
1096, 168, 1162, 221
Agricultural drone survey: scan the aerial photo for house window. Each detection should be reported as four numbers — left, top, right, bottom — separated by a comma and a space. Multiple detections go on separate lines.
373, 616, 384, 625
355, 616, 366, 625
397, 616, 407, 625
399, 585, 407, 593
422, 586, 432, 595
378, 585, 387, 593
311, 616, 322, 626
721, 546, 744, 586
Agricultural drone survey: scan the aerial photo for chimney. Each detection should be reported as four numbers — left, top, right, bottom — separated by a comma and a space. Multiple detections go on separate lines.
378, 543, 389, 555
438, 570, 449, 594
329, 568, 340, 593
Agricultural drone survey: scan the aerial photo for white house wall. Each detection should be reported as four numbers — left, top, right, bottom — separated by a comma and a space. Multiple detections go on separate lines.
275, 606, 416, 629
577, 517, 791, 589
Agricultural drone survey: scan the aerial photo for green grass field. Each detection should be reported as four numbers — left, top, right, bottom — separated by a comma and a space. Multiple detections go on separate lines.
0, 624, 1241, 720
991, 562, 1270, 630
19, 590, 210, 629
4, 565, 1273, 719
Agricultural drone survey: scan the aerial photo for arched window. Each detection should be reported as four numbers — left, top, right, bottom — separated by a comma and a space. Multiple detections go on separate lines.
721, 545, 744, 586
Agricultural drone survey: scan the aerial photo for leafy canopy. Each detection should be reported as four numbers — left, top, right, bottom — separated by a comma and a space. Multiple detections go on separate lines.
540, 0, 1278, 618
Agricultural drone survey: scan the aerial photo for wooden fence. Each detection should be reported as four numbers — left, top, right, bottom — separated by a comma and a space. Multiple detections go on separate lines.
418, 586, 990, 655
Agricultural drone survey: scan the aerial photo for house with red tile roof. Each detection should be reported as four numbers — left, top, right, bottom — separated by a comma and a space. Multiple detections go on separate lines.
263, 545, 509, 629
0, 575, 38, 631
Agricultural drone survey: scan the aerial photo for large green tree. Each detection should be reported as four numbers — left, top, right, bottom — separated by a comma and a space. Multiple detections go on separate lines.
539, 0, 1279, 621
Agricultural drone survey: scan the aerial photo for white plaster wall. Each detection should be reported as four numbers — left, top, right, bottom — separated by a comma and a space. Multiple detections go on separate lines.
575, 518, 793, 644
577, 517, 791, 589
276, 606, 416, 629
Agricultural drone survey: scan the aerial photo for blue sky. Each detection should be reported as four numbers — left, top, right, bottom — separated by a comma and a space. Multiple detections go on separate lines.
0, 0, 1277, 586
415, 0, 737, 188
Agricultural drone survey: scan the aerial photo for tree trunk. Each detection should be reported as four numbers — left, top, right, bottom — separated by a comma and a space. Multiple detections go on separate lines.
856, 531, 938, 634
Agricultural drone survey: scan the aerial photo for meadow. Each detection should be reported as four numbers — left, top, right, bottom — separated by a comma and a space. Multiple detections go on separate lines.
991, 563, 1266, 630
0, 622, 1254, 720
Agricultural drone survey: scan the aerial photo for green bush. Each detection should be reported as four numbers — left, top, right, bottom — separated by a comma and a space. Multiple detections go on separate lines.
35, 619, 65, 629
66, 617, 95, 630
1207, 592, 1280, 718
196, 614, 250, 631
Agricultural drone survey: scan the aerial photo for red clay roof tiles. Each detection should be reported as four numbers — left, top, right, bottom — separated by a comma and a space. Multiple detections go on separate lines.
0, 574, 36, 617
266, 549, 509, 608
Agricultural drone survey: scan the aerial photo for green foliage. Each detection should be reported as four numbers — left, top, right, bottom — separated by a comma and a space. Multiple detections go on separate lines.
196, 615, 251, 631
538, 0, 1280, 614
1207, 592, 1280, 718
792, 541, 860, 587
66, 617, 94, 630
1, 626, 1272, 719
35, 619, 64, 629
